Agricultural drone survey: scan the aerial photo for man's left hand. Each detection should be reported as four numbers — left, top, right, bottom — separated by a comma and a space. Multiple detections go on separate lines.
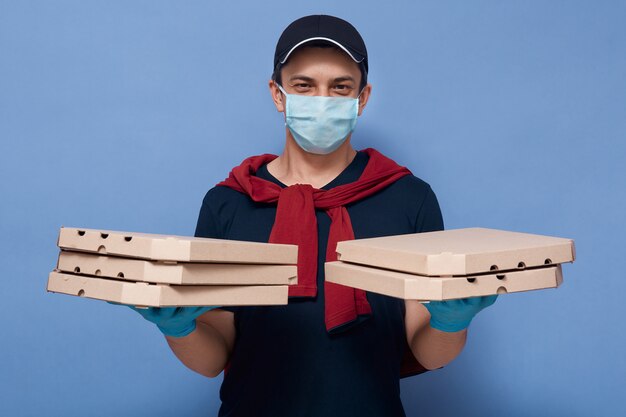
424, 295, 498, 333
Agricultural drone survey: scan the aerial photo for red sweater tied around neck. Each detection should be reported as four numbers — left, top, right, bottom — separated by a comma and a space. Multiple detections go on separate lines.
217, 147, 427, 377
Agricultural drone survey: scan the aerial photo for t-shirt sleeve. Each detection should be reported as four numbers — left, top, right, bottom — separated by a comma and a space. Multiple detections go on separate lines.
194, 191, 222, 240
400, 185, 446, 378
415, 185, 444, 233
193, 188, 239, 314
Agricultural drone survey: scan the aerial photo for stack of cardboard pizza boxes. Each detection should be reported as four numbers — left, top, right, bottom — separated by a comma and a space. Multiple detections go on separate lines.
47, 227, 298, 307
325, 228, 575, 301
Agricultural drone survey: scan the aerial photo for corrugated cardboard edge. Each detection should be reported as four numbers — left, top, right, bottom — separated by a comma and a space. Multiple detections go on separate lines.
325, 261, 563, 301
47, 271, 289, 306
56, 251, 298, 285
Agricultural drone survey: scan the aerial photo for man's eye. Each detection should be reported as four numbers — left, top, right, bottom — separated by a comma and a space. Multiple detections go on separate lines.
294, 83, 310, 88
334, 85, 353, 93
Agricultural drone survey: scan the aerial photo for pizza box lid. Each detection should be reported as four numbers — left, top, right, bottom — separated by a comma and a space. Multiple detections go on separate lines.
57, 227, 297, 264
336, 227, 575, 276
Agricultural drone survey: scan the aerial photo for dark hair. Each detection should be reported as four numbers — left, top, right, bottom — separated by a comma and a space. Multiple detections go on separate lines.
271, 43, 368, 92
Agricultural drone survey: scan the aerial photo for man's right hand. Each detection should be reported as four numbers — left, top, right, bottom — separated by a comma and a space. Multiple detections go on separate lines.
108, 302, 220, 338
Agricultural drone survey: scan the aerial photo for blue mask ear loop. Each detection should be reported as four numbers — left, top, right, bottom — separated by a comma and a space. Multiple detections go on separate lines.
275, 82, 287, 96
275, 83, 289, 126
355, 86, 366, 113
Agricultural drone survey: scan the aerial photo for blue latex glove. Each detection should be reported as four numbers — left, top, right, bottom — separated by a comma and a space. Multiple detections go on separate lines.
424, 295, 498, 332
108, 302, 220, 337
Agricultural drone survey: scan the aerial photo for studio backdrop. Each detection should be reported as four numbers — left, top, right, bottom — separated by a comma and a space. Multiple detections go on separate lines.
1, 1, 624, 416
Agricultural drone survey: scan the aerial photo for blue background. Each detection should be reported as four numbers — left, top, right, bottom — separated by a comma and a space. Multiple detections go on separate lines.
1, 1, 624, 416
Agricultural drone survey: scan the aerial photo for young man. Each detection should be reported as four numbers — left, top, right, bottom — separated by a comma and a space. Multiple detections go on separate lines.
124, 15, 496, 416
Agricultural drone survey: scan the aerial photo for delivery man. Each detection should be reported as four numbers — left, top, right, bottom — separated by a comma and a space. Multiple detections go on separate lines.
120, 15, 497, 417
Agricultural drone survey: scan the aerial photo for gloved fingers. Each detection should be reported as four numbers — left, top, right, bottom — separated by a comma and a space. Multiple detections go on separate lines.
439, 299, 465, 310
151, 306, 217, 321
481, 294, 498, 308
186, 306, 208, 318
176, 306, 220, 321
463, 297, 483, 308
127, 306, 161, 321
106, 303, 221, 326
154, 307, 179, 320
457, 295, 498, 309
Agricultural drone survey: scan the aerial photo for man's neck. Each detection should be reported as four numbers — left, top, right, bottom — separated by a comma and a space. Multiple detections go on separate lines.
266, 132, 357, 189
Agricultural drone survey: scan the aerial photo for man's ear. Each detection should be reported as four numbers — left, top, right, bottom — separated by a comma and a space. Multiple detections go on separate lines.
357, 83, 372, 116
269, 80, 285, 113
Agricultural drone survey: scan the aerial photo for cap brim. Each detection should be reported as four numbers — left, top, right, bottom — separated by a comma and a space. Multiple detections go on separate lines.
279, 37, 365, 66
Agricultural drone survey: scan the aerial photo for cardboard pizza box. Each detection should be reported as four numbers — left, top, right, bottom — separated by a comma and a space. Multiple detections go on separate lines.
336, 227, 575, 276
47, 271, 289, 306
325, 261, 563, 301
57, 227, 297, 264
57, 251, 297, 286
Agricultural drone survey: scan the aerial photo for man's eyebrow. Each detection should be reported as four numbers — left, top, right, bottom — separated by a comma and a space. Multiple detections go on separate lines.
333, 76, 356, 83
287, 75, 357, 83
288, 75, 315, 82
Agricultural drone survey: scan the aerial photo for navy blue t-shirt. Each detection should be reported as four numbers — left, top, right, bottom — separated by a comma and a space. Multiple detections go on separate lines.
194, 150, 444, 417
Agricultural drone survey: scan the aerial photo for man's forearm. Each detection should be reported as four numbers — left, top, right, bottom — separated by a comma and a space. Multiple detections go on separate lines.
409, 324, 467, 370
165, 321, 231, 378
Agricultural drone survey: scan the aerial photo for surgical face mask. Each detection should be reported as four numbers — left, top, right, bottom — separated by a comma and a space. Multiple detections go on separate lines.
277, 84, 361, 155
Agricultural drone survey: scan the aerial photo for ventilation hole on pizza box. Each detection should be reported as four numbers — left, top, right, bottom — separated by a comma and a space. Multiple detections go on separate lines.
496, 286, 508, 294
124, 236, 132, 242
490, 265, 498, 271
97, 245, 107, 254
117, 272, 125, 278
544, 258, 552, 265
466, 277, 476, 283
496, 274, 506, 280
100, 233, 109, 239
77, 230, 86, 236
77, 289, 85, 297
94, 269, 101, 276
517, 261, 526, 269
73, 267, 80, 273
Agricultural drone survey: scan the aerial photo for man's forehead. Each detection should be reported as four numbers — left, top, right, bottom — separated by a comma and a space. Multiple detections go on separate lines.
282, 45, 361, 70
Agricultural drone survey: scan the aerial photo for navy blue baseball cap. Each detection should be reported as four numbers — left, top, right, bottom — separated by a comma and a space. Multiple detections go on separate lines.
273, 15, 368, 74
